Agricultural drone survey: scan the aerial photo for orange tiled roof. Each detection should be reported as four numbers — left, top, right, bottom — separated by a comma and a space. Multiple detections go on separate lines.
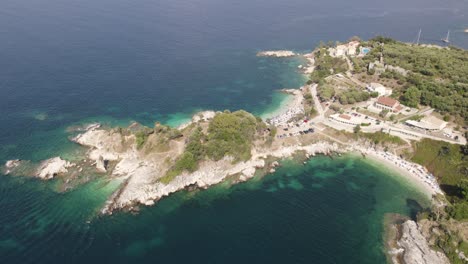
339, 114, 352, 120
377, 96, 398, 107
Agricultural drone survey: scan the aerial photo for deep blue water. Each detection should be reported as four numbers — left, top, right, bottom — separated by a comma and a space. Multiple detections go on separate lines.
0, 0, 467, 263
1, 0, 467, 160
0, 157, 429, 263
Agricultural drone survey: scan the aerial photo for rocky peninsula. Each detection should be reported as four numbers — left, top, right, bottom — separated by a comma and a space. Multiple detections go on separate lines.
257, 50, 296, 57
3, 37, 467, 263
4, 109, 342, 213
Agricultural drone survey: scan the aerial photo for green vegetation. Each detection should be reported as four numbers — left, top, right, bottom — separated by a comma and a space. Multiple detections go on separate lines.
337, 89, 370, 105
160, 126, 206, 184
411, 139, 466, 186
401, 86, 421, 108
400, 114, 423, 123
379, 109, 389, 118
134, 129, 154, 149
362, 38, 468, 122
310, 48, 348, 83
411, 139, 468, 221
353, 125, 361, 134
161, 110, 267, 184
432, 230, 468, 264
205, 110, 260, 162
303, 90, 317, 118
161, 152, 198, 184
154, 123, 183, 139
317, 83, 335, 101
360, 131, 404, 146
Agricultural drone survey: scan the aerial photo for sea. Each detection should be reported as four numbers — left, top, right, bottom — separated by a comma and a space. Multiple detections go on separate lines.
0, 0, 467, 263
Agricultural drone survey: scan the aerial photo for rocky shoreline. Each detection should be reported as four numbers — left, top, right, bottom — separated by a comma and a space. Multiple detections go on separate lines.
256, 50, 296, 57
2, 118, 342, 214
2, 118, 442, 215
386, 216, 450, 264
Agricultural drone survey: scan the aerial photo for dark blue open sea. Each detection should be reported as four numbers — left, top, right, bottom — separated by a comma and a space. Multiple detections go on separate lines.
0, 0, 467, 263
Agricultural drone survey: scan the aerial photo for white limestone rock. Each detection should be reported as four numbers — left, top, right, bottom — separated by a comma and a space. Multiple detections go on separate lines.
36, 157, 74, 180
4, 159, 22, 174
397, 220, 449, 264
96, 155, 107, 172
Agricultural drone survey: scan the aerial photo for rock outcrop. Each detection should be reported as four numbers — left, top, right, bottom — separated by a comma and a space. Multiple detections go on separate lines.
100, 141, 340, 213
4, 159, 22, 174
257, 50, 296, 57
36, 157, 75, 180
4, 157, 74, 179
3, 110, 345, 214
96, 155, 107, 172
394, 220, 450, 264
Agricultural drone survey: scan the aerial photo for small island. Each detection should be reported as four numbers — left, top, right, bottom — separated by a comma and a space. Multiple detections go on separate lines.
3, 37, 468, 264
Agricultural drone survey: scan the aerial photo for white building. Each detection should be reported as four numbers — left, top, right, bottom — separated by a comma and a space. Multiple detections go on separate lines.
374, 96, 402, 113
366, 83, 392, 96
405, 116, 447, 131
329, 114, 361, 126
329, 41, 360, 58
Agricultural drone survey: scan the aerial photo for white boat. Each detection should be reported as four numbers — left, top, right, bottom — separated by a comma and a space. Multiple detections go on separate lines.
441, 30, 450, 43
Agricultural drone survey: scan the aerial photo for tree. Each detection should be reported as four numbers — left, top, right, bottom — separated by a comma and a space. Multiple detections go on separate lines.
458, 179, 468, 201
402, 86, 421, 108
354, 125, 361, 134
461, 144, 468, 155
438, 145, 450, 156
379, 109, 389, 118
349, 36, 361, 42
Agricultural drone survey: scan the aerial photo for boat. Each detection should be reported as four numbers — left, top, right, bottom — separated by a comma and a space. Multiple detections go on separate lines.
441, 30, 450, 43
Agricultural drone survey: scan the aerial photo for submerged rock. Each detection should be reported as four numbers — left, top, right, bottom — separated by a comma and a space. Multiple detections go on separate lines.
4, 159, 22, 174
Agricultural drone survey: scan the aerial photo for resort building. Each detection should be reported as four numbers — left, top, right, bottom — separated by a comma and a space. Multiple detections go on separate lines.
405, 116, 447, 131
374, 96, 402, 113
329, 114, 361, 126
366, 83, 392, 96
328, 41, 360, 58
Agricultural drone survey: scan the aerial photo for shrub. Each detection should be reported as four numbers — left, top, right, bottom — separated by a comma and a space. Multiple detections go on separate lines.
135, 131, 149, 149
205, 110, 259, 162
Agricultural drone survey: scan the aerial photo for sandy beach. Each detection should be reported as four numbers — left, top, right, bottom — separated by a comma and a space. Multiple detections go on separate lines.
265, 89, 305, 125
360, 149, 442, 197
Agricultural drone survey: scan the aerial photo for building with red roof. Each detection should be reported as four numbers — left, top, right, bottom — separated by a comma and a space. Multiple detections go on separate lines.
374, 96, 401, 113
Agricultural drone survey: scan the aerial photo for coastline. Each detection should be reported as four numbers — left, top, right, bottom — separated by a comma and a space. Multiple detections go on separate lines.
2, 44, 445, 214
259, 90, 298, 120
361, 150, 441, 197
258, 50, 314, 120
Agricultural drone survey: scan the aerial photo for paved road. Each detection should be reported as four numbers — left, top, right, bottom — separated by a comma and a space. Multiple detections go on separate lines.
307, 65, 466, 145
309, 84, 325, 121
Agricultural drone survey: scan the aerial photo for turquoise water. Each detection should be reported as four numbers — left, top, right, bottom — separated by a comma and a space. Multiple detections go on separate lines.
0, 0, 466, 262
0, 156, 429, 263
